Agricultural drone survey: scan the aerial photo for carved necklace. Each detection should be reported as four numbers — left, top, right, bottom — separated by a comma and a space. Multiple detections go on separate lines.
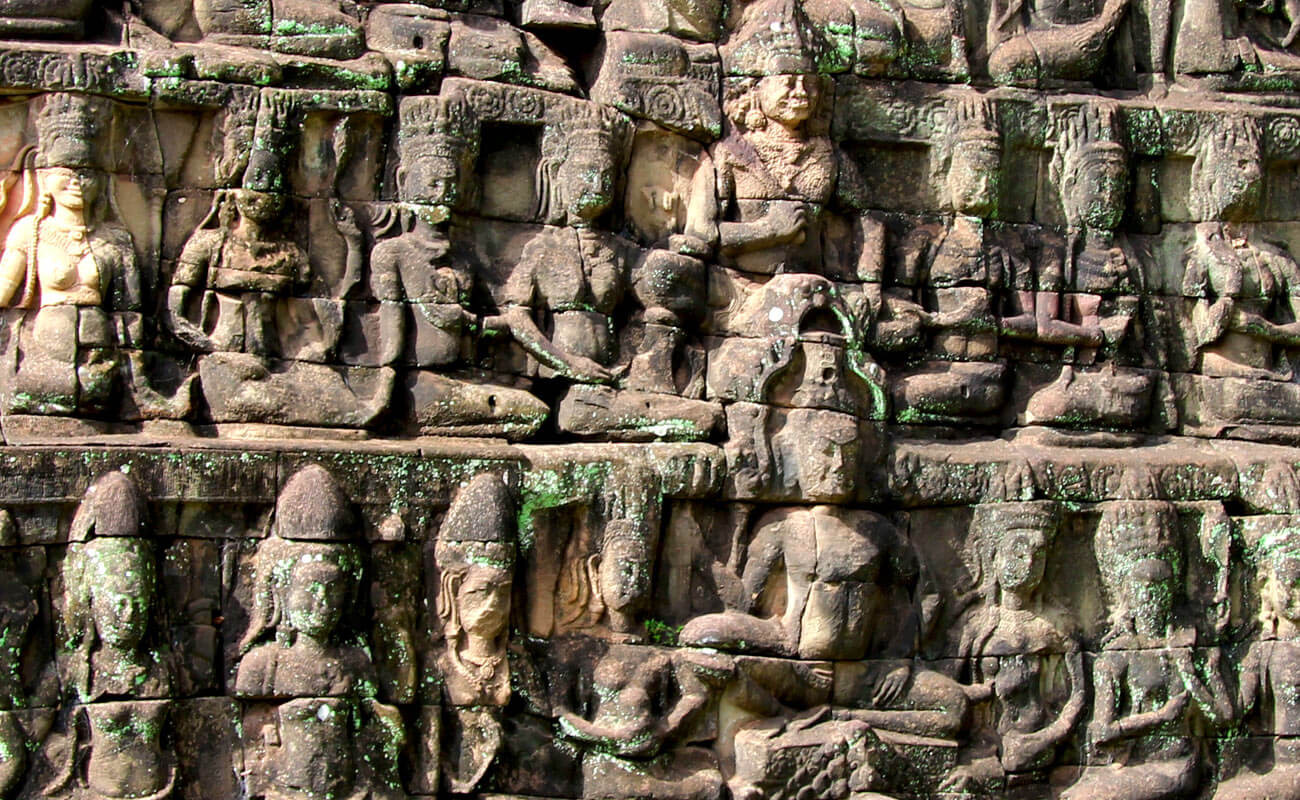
450, 642, 505, 694
38, 217, 92, 260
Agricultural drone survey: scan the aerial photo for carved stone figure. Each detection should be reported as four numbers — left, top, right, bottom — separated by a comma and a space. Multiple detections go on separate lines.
0, 93, 141, 417
373, 94, 548, 438
485, 105, 628, 384
434, 473, 516, 793
168, 92, 392, 429
1062, 500, 1233, 800
985, 0, 1131, 85
235, 465, 404, 800
1183, 116, 1300, 382
57, 471, 177, 800
890, 95, 1009, 424
559, 646, 732, 800
1016, 101, 1156, 431
1213, 525, 1300, 799
941, 502, 1085, 792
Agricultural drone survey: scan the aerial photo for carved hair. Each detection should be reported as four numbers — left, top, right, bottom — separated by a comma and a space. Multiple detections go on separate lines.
1050, 101, 1127, 228
932, 94, 1001, 188
399, 95, 479, 160
1189, 114, 1263, 220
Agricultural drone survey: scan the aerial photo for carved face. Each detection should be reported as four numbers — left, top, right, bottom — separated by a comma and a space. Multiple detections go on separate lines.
1125, 557, 1174, 637
39, 167, 103, 212
1066, 154, 1126, 230
234, 189, 286, 224
285, 559, 349, 642
995, 527, 1047, 593
788, 410, 861, 501
400, 153, 461, 207
1203, 144, 1263, 221
454, 565, 511, 641
599, 536, 650, 614
557, 145, 615, 223
757, 74, 815, 128
87, 541, 152, 650
948, 143, 999, 217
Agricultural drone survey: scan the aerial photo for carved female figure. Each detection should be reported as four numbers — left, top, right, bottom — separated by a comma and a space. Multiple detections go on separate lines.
1212, 528, 1300, 799
1182, 116, 1300, 381
0, 93, 141, 416
941, 502, 1085, 791
487, 104, 627, 384
235, 466, 403, 800
58, 472, 176, 800
1061, 501, 1233, 800
706, 71, 837, 276
890, 95, 1011, 422
168, 93, 363, 363
432, 473, 517, 794
557, 519, 654, 641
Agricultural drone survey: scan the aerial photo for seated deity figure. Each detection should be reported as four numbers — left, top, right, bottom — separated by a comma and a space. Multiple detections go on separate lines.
433, 473, 517, 793
558, 645, 733, 800
706, 68, 837, 276
235, 465, 403, 800
1183, 116, 1300, 382
939, 502, 1085, 793
168, 94, 362, 364
985, 0, 1131, 86
1010, 101, 1156, 431
0, 93, 141, 417
371, 94, 547, 437
682, 422, 969, 744
371, 95, 478, 370
56, 472, 177, 800
1212, 527, 1300, 799
485, 104, 628, 385
889, 95, 1011, 424
1061, 500, 1233, 800
167, 92, 393, 429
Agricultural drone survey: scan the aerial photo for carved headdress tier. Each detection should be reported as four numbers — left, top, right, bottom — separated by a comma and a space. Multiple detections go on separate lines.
1094, 499, 1180, 587
34, 92, 111, 169
970, 500, 1060, 535
399, 95, 479, 160
723, 0, 821, 75
541, 103, 628, 160
947, 94, 1001, 153
243, 90, 298, 194
273, 464, 355, 541
1051, 101, 1126, 194
69, 471, 148, 542
438, 472, 516, 546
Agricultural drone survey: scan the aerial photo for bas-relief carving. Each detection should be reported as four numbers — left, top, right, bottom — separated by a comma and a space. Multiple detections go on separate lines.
15, 0, 1300, 799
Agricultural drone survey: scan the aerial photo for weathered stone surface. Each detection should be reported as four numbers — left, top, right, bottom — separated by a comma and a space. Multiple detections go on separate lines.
7, 0, 1300, 798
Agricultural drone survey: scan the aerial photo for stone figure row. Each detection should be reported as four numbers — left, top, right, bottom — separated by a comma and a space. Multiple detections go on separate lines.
8, 0, 1300, 89
2, 461, 1300, 798
3, 84, 1300, 441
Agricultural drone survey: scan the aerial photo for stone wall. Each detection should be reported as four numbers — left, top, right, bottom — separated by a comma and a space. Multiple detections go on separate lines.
4, 1, 1300, 799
